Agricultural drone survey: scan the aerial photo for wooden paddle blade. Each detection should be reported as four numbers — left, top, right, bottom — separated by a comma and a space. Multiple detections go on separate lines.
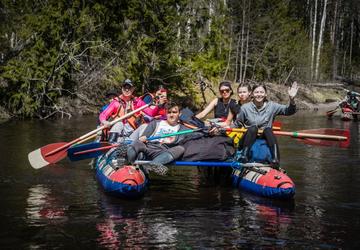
326, 109, 338, 117
67, 142, 113, 161
28, 142, 68, 169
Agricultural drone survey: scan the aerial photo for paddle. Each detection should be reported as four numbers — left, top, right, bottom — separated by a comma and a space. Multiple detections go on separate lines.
224, 128, 350, 148
134, 160, 270, 173
28, 103, 152, 169
219, 121, 281, 147
134, 160, 270, 168
207, 118, 282, 130
272, 120, 282, 129
74, 134, 97, 146
274, 128, 349, 148
68, 142, 116, 161
67, 128, 206, 161
326, 107, 339, 118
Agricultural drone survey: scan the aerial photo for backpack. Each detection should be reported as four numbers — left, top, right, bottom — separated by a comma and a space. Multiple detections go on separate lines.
179, 107, 205, 128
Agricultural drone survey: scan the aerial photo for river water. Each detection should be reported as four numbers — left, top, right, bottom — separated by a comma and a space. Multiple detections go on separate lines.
0, 112, 359, 249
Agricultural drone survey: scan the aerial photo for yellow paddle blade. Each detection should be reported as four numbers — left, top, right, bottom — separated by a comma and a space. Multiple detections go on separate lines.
226, 131, 244, 147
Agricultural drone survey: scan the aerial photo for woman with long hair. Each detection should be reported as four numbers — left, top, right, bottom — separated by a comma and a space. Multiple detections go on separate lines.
220, 82, 252, 127
235, 82, 299, 167
195, 81, 238, 120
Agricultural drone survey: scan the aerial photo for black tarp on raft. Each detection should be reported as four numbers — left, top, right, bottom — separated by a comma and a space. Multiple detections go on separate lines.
180, 136, 236, 161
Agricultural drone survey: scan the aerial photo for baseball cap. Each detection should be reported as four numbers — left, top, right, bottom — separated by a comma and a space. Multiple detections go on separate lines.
123, 79, 133, 87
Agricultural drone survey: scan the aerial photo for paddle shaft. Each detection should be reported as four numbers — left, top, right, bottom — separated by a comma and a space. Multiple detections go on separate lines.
134, 160, 270, 168
45, 103, 151, 157
146, 128, 203, 140
225, 126, 280, 133
73, 144, 116, 155
226, 128, 347, 141
273, 130, 347, 141
74, 134, 97, 145
72, 128, 205, 157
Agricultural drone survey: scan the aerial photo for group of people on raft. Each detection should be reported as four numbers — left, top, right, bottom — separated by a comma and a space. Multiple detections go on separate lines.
97, 78, 299, 169
338, 90, 360, 120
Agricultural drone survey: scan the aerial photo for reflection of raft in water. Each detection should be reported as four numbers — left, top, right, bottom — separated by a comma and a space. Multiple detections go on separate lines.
95, 139, 295, 200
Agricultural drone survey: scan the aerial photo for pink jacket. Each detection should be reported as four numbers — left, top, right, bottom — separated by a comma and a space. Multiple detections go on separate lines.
99, 96, 160, 124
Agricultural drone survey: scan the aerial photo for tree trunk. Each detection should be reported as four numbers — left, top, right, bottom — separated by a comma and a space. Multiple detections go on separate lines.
349, 18, 354, 77
315, 0, 328, 80
234, 31, 241, 82
208, 0, 214, 34
238, 0, 246, 83
311, 0, 318, 80
243, 24, 250, 82
223, 21, 233, 80
330, 0, 338, 45
331, 0, 339, 79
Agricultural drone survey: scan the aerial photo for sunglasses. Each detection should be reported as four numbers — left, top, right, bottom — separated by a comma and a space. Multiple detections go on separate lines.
220, 89, 231, 94
122, 87, 133, 91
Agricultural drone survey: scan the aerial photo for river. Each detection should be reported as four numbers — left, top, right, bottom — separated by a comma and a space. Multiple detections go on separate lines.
0, 111, 359, 249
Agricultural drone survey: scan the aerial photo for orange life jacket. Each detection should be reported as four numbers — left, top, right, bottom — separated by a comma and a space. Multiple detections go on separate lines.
111, 96, 145, 129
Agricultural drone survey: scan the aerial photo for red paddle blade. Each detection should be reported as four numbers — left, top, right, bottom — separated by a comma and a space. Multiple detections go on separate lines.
297, 129, 350, 148
298, 137, 349, 148
298, 128, 349, 137
272, 120, 282, 129
28, 142, 68, 169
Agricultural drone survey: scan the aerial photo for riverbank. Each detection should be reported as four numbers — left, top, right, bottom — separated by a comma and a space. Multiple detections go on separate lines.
0, 106, 10, 121
198, 81, 350, 112
0, 81, 354, 121
264, 81, 346, 111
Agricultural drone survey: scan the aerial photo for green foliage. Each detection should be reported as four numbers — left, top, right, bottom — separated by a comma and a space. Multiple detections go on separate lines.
249, 0, 309, 81
0, 0, 359, 118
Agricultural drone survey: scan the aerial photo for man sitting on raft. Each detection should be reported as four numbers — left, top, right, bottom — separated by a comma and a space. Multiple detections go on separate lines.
126, 102, 199, 166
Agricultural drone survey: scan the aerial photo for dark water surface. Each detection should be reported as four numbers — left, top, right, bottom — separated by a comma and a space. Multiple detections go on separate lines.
1, 112, 359, 249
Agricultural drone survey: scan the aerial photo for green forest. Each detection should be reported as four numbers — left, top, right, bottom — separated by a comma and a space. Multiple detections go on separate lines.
1, 0, 359, 119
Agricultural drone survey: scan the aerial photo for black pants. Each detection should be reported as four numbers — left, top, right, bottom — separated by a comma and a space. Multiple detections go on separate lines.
131, 140, 185, 160
238, 126, 278, 150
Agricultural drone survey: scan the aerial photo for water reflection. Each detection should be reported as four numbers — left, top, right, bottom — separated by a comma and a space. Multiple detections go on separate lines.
226, 192, 294, 246
96, 218, 120, 249
96, 195, 180, 249
26, 184, 68, 225
96, 195, 148, 249
1, 113, 360, 248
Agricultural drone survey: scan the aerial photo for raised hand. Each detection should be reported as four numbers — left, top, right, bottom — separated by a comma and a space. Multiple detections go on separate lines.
288, 81, 299, 100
